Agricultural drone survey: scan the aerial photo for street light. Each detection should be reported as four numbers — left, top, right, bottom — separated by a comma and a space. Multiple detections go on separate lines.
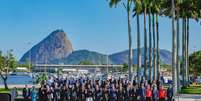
28, 42, 32, 72
106, 54, 109, 74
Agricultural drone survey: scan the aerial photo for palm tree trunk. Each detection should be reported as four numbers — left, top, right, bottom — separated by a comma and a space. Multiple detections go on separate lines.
137, 14, 141, 82
127, 1, 133, 81
148, 14, 152, 81
144, 5, 148, 80
172, 0, 178, 95
182, 19, 185, 86
152, 13, 157, 81
184, 18, 188, 86
176, 18, 180, 91
156, 14, 160, 80
186, 18, 189, 83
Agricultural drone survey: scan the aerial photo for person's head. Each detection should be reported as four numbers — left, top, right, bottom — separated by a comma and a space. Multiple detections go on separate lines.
147, 85, 150, 89
159, 85, 164, 90
141, 83, 144, 88
153, 86, 157, 90
168, 84, 172, 88
13, 87, 17, 90
32, 86, 35, 90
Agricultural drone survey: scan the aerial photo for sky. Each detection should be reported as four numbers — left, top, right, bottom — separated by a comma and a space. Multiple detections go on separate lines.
0, 0, 201, 60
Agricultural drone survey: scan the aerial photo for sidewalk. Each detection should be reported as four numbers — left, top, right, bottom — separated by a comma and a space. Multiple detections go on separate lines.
175, 94, 201, 101
0, 84, 39, 89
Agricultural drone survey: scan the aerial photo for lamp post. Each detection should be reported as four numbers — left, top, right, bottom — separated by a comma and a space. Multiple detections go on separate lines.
28, 42, 32, 72
107, 54, 109, 74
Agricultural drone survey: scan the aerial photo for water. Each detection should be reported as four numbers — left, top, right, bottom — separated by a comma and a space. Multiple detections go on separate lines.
0, 75, 33, 85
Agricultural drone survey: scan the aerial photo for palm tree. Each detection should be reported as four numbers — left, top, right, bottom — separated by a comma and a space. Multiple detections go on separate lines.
133, 0, 143, 82
180, 0, 198, 86
154, 0, 162, 80
136, 14, 141, 82
152, 13, 157, 80
176, 15, 180, 91
156, 14, 160, 80
143, 0, 148, 80
171, 0, 178, 96
148, 13, 153, 81
109, 0, 133, 80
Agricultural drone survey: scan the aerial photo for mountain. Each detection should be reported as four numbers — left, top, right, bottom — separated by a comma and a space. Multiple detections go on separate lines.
19, 29, 73, 64
19, 29, 172, 65
51, 50, 109, 65
50, 48, 172, 65
109, 48, 172, 65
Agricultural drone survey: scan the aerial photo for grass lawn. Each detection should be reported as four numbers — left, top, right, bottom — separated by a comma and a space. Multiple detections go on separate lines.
0, 88, 10, 93
180, 87, 201, 94
0, 88, 23, 94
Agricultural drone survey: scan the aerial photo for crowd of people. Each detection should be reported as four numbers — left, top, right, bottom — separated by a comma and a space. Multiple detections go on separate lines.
11, 76, 174, 101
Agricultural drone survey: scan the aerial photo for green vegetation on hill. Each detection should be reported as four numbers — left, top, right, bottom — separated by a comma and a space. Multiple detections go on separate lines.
180, 87, 201, 94
189, 50, 201, 76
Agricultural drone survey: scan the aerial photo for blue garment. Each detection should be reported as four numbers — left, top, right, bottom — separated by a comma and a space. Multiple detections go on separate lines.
152, 89, 159, 100
138, 87, 145, 97
31, 90, 37, 101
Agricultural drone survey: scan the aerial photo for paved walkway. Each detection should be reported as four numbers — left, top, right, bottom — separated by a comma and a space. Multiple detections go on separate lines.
0, 84, 39, 88
175, 94, 201, 101
1, 85, 201, 101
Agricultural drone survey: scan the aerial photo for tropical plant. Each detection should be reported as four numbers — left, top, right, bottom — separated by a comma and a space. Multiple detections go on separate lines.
189, 50, 201, 77
122, 63, 129, 73
171, 0, 178, 95
109, 0, 133, 80
133, 0, 143, 82
0, 50, 18, 89
36, 73, 48, 84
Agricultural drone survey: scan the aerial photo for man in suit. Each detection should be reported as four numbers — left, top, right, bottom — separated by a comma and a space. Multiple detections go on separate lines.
23, 85, 30, 101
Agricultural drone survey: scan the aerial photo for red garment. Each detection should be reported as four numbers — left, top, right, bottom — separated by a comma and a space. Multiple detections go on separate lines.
159, 89, 166, 99
146, 88, 152, 98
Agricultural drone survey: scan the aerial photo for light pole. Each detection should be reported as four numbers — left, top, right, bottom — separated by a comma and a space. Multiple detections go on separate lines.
28, 42, 32, 72
106, 54, 109, 74
45, 53, 47, 74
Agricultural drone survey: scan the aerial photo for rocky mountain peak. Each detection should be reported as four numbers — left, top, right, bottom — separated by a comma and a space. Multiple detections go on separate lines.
19, 29, 73, 64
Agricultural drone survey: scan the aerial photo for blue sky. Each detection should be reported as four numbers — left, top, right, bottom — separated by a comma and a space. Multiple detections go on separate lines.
0, 0, 200, 60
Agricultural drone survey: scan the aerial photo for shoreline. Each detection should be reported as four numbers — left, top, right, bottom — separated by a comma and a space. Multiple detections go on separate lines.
0, 84, 39, 89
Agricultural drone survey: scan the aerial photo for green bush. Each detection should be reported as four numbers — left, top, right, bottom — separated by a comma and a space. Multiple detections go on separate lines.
36, 73, 48, 84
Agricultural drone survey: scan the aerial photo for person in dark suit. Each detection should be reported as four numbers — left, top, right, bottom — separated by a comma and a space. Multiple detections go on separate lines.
22, 85, 30, 101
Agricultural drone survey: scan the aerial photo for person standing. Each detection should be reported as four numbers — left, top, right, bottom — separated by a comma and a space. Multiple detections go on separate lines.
159, 85, 166, 101
11, 87, 18, 101
167, 85, 173, 101
152, 86, 159, 101
85, 84, 93, 101
23, 85, 30, 101
145, 85, 152, 101
31, 86, 37, 101
46, 85, 53, 101
95, 84, 102, 101
138, 83, 146, 101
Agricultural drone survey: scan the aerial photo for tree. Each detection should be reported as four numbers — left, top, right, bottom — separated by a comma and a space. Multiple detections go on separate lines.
25, 58, 32, 72
189, 50, 201, 77
122, 63, 128, 73
171, 0, 178, 96
148, 11, 153, 81
146, 0, 152, 81
133, 0, 143, 82
78, 60, 94, 65
36, 73, 48, 85
109, 0, 133, 80
143, 0, 149, 80
0, 50, 17, 89
152, 13, 157, 80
